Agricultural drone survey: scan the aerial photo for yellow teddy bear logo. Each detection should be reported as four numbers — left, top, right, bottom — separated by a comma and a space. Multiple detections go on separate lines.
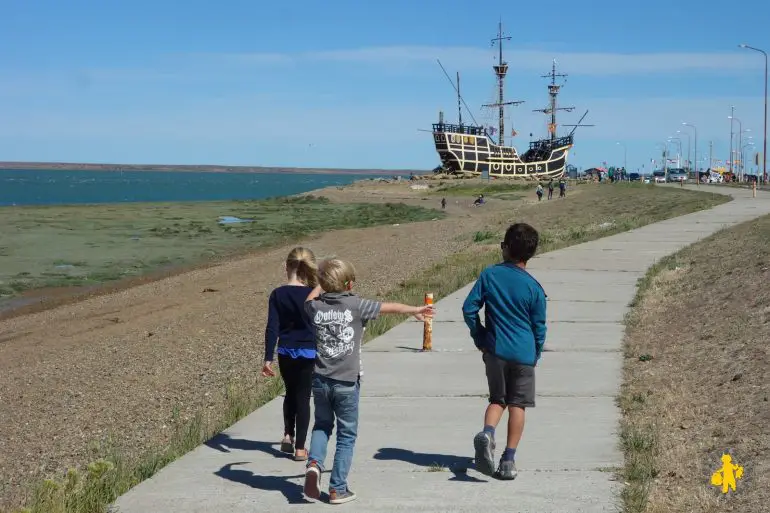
711, 453, 744, 494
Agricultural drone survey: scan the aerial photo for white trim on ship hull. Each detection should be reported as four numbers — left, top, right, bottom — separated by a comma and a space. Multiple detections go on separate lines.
433, 131, 572, 179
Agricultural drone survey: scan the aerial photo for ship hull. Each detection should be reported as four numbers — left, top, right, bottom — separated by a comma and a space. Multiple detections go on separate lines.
432, 128, 572, 179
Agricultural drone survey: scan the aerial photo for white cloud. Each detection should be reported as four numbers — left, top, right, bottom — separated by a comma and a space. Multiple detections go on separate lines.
1, 45, 758, 99
2, 91, 762, 144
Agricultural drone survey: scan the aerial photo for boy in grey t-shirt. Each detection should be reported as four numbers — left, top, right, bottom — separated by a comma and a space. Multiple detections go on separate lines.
303, 258, 434, 505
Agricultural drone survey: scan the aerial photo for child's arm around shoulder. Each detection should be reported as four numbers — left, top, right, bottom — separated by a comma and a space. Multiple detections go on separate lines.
306, 285, 323, 303
304, 285, 323, 318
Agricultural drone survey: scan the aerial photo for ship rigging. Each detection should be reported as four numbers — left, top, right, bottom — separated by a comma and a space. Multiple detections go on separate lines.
430, 22, 591, 179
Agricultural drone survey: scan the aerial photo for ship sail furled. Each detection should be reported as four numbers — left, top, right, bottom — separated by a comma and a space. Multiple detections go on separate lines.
431, 23, 581, 179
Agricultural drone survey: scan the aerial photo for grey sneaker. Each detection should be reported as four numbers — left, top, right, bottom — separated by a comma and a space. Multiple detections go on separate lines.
495, 458, 518, 480
473, 431, 496, 476
304, 463, 321, 499
329, 488, 357, 504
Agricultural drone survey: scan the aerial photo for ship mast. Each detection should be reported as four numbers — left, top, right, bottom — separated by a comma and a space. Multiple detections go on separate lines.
456, 72, 462, 126
533, 60, 574, 141
482, 21, 523, 146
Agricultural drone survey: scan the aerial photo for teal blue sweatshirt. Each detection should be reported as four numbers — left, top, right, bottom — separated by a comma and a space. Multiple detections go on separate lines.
462, 262, 547, 365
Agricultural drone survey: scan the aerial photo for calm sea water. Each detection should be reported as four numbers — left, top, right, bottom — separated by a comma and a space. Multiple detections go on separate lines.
0, 169, 384, 206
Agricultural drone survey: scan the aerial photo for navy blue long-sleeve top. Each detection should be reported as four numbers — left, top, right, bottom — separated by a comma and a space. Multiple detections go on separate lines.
264, 285, 316, 361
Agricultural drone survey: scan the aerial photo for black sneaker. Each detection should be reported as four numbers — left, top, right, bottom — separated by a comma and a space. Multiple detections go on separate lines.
473, 431, 496, 476
329, 488, 357, 504
495, 458, 518, 480
280, 436, 294, 454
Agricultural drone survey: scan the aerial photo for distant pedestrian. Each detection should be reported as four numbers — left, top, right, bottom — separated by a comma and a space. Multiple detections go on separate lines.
303, 259, 434, 504
262, 247, 319, 462
463, 224, 546, 480
547, 179, 554, 200
441, 197, 447, 209
536, 184, 543, 201
559, 179, 566, 198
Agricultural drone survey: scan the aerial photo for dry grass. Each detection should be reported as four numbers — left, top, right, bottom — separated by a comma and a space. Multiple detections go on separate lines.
620, 215, 770, 513
0, 183, 727, 513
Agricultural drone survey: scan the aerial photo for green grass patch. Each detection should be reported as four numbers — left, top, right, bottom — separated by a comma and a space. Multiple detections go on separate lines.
473, 230, 498, 243
0, 196, 442, 301
618, 420, 660, 512
429, 181, 532, 198
8, 185, 729, 513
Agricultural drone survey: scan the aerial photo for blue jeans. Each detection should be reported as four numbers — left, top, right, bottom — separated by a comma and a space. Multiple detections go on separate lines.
307, 374, 360, 493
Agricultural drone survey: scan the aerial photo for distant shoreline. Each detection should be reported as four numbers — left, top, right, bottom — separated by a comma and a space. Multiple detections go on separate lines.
0, 161, 421, 175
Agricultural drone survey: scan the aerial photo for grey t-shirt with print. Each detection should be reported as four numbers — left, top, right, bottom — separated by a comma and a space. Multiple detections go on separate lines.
305, 291, 381, 383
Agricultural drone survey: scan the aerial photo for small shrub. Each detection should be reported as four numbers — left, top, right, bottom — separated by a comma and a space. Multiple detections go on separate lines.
473, 230, 497, 243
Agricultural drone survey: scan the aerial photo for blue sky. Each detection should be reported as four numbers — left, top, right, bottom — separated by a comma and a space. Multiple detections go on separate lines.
1, 0, 769, 172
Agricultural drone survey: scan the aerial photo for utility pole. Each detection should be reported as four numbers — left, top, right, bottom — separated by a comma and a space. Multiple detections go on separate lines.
709, 140, 713, 171
683, 123, 698, 184
730, 106, 734, 175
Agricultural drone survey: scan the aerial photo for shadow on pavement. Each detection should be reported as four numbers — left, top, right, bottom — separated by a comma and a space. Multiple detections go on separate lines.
373, 448, 486, 482
205, 434, 287, 458
395, 346, 424, 353
214, 462, 310, 504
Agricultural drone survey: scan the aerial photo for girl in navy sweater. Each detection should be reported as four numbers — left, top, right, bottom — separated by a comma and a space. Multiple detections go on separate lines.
262, 247, 318, 461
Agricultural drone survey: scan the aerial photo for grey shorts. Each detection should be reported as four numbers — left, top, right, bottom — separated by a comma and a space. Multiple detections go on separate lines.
483, 352, 535, 408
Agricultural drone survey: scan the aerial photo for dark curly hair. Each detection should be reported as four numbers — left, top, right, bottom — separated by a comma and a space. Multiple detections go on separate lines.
501, 223, 539, 263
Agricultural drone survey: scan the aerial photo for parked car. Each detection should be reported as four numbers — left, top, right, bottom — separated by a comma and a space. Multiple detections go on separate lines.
652, 171, 667, 183
667, 168, 688, 183
629, 172, 641, 182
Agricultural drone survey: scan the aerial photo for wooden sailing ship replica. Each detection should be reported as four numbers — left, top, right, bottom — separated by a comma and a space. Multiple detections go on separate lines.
431, 23, 589, 179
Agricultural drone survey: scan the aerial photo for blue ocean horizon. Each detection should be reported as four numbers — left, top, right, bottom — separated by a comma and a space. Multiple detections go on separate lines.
0, 169, 386, 206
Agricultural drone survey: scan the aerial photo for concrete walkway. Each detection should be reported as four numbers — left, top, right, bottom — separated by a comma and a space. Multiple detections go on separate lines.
113, 186, 770, 512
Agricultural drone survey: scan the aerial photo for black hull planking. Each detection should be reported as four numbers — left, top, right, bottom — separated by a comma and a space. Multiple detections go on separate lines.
432, 125, 572, 179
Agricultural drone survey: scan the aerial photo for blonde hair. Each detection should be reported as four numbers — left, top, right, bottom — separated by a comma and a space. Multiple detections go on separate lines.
318, 258, 356, 293
286, 247, 318, 287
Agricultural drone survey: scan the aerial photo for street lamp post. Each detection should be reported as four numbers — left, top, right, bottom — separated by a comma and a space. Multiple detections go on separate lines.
677, 130, 691, 173
729, 116, 742, 177
682, 123, 698, 184
616, 142, 627, 176
743, 129, 752, 177
743, 142, 755, 180
740, 44, 768, 183
658, 142, 669, 175
729, 106, 735, 175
